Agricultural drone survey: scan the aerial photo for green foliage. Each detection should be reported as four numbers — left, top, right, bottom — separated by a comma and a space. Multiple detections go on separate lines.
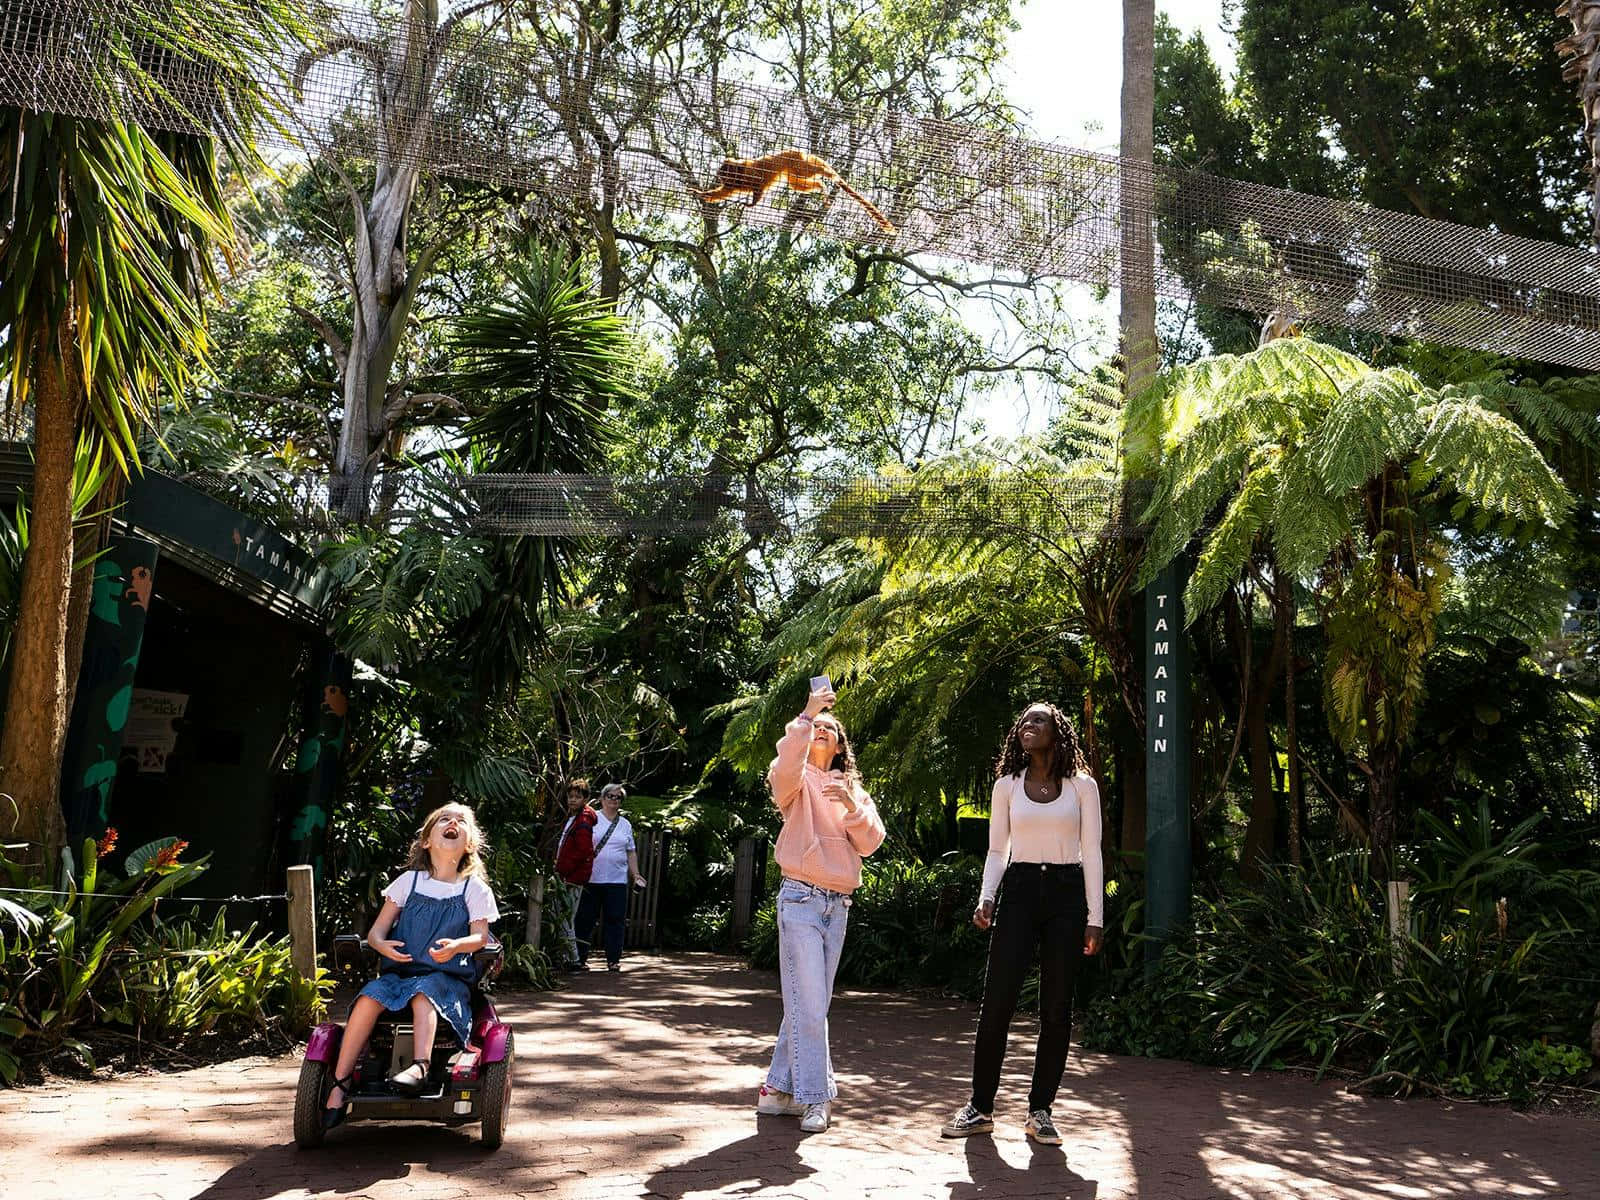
0, 3, 301, 470
448, 242, 636, 697
1232, 2, 1585, 241
1323, 551, 1446, 757
718, 382, 1136, 855
748, 857, 991, 999
106, 910, 326, 1042
1080, 847, 1600, 1101
1140, 340, 1570, 611
500, 944, 557, 990
1, 837, 326, 1081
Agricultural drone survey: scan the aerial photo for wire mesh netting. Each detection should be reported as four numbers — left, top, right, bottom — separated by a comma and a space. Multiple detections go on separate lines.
7, 1, 1600, 370
173, 467, 1148, 540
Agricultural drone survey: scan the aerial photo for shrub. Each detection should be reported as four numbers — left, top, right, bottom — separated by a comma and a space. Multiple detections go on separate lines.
107, 909, 325, 1042
0, 835, 330, 1082
1078, 843, 1600, 1101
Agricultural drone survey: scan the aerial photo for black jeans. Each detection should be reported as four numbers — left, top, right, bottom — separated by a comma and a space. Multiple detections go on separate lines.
969, 861, 1088, 1114
575, 882, 628, 965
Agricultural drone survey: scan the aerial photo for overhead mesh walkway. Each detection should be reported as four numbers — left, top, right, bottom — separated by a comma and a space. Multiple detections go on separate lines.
5, 0, 1600, 369
174, 467, 1148, 540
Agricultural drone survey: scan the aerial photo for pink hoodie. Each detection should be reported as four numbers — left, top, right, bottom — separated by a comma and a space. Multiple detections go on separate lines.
768, 718, 886, 893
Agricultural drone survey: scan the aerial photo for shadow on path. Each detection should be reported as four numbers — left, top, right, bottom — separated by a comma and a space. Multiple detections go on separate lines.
642, 1123, 814, 1198
951, 1135, 1098, 1200
11, 954, 1600, 1200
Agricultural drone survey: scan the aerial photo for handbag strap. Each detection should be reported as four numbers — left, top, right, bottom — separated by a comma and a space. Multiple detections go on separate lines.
591, 814, 622, 859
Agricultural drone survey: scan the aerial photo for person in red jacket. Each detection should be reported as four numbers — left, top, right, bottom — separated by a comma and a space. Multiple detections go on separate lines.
755, 682, 885, 1133
552, 779, 595, 971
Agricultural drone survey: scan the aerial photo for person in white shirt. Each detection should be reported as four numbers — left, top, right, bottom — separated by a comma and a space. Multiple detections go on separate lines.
573, 783, 648, 971
942, 702, 1104, 1147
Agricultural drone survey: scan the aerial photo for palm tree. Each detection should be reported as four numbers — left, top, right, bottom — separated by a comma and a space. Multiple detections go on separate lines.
1139, 338, 1570, 880
0, 3, 295, 871
446, 243, 634, 700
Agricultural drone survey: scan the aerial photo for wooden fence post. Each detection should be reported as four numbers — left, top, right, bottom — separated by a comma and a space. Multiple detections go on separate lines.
525, 872, 545, 950
287, 864, 317, 981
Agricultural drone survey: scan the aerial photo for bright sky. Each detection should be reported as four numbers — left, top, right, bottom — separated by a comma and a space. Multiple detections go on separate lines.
969, 0, 1233, 439
1007, 0, 1235, 150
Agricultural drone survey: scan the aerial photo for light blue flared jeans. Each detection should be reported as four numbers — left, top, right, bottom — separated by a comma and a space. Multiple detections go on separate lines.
764, 877, 851, 1104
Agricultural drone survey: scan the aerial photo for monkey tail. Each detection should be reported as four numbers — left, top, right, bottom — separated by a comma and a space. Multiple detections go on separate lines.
831, 179, 897, 235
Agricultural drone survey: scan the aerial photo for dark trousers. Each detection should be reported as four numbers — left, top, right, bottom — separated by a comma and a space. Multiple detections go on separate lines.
575, 882, 628, 965
969, 862, 1087, 1114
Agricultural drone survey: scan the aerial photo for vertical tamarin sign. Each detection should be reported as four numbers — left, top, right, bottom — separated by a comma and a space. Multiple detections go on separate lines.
1144, 560, 1192, 961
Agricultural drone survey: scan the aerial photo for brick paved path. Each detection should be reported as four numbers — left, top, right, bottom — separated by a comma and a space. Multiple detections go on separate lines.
3, 953, 1596, 1199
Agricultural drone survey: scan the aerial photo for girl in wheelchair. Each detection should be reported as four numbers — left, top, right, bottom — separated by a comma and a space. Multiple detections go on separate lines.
323, 803, 500, 1129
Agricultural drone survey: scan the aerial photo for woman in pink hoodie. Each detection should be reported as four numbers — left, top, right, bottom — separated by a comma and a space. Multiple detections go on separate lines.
754, 682, 885, 1133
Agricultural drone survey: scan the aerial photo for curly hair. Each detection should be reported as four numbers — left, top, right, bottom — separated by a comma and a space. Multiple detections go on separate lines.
403, 803, 489, 878
994, 702, 1088, 781
813, 714, 861, 782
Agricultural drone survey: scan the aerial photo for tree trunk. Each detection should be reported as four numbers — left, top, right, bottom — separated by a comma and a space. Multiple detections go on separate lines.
1283, 608, 1304, 869
1228, 585, 1287, 879
1118, 0, 1157, 885
0, 324, 80, 875
321, 0, 447, 521
1120, 0, 1159, 438
1240, 692, 1277, 876
1368, 748, 1399, 883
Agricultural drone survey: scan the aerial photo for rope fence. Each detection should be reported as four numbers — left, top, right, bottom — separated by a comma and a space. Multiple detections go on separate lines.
0, 886, 289, 905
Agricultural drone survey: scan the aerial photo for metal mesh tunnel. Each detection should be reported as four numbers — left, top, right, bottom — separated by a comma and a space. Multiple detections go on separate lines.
173, 468, 1149, 540
6, 0, 1600, 369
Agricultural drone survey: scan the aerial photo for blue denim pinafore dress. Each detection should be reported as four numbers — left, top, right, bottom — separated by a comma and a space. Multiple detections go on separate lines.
356, 871, 476, 1043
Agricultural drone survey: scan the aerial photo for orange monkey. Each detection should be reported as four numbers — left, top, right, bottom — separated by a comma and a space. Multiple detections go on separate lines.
698, 147, 896, 234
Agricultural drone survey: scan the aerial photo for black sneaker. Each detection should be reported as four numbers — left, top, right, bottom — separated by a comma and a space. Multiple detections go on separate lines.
606, 961, 621, 972
940, 1102, 994, 1138
1025, 1109, 1061, 1145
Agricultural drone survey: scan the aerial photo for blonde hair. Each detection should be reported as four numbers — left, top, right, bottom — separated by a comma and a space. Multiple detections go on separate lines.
403, 803, 489, 878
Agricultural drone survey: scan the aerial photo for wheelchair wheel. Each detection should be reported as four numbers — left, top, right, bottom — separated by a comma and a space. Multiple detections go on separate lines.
479, 1031, 514, 1149
293, 1057, 331, 1149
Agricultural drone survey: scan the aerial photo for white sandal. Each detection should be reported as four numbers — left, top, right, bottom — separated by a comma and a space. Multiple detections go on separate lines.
390, 1060, 428, 1093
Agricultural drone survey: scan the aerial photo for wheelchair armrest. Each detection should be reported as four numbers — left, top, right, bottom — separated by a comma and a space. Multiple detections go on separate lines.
472, 940, 504, 983
332, 933, 378, 974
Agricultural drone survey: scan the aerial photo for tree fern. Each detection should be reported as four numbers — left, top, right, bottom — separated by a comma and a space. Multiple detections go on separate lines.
1415, 400, 1570, 526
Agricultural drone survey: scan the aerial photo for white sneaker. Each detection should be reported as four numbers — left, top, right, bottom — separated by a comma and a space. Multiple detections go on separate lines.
799, 1101, 831, 1133
756, 1084, 805, 1116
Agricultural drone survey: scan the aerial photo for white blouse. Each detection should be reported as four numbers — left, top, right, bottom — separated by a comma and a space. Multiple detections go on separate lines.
382, 870, 501, 924
978, 773, 1105, 926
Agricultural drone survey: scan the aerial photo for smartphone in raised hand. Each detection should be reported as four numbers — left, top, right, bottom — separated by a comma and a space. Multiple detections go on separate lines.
810, 674, 834, 696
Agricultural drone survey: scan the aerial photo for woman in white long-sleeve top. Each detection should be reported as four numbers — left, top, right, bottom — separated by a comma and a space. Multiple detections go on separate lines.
941, 701, 1104, 1146
755, 682, 886, 1134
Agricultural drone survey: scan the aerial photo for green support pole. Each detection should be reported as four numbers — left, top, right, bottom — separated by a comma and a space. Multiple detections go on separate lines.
1144, 558, 1191, 971
287, 652, 351, 884
60, 538, 160, 846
